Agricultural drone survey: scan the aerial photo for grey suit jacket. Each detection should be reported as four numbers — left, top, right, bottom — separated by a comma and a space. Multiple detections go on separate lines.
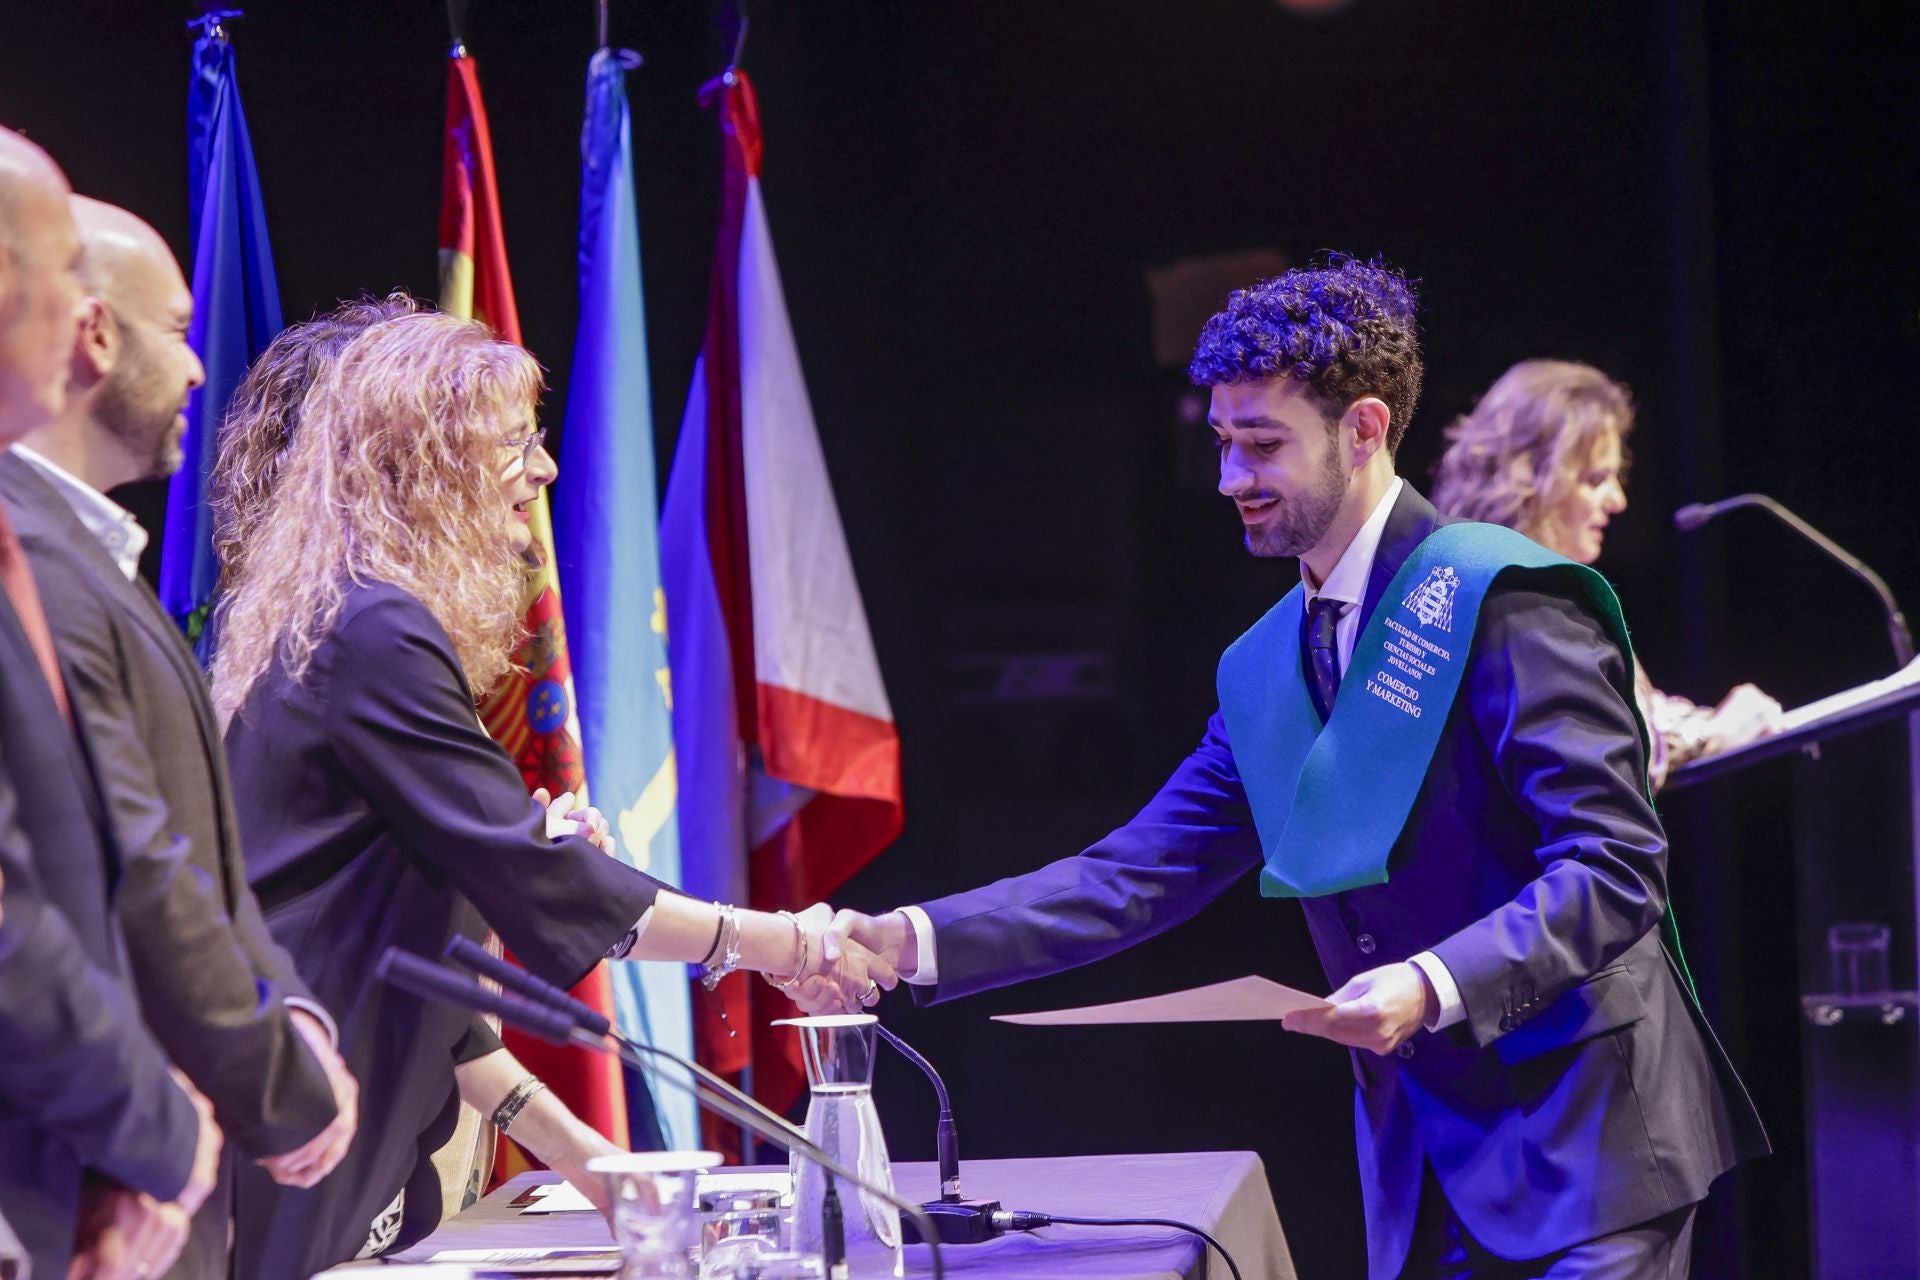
0, 452, 337, 1165
916, 485, 1765, 1280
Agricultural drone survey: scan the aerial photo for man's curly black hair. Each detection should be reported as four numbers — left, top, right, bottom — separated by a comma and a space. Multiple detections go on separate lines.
1187, 254, 1424, 453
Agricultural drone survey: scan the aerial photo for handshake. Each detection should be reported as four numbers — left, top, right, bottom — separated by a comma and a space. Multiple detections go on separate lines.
778, 906, 918, 1017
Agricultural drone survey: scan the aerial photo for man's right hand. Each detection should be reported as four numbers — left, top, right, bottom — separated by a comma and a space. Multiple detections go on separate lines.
66, 1182, 189, 1280
820, 908, 916, 980
169, 1070, 222, 1216
257, 1009, 358, 1188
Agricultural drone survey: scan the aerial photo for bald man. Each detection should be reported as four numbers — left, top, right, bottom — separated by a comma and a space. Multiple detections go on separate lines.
0, 128, 221, 1280
0, 196, 359, 1280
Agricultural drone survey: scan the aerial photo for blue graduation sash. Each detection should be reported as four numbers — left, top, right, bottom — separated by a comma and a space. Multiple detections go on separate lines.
1217, 522, 1643, 899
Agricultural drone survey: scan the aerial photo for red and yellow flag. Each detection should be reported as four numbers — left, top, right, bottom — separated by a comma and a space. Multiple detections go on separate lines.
438, 49, 629, 1163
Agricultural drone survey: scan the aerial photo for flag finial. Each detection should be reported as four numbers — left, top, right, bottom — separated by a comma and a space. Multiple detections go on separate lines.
186, 8, 242, 41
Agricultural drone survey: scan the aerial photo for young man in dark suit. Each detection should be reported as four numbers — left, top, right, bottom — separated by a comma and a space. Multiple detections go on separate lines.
819, 257, 1767, 1278
0, 196, 359, 1280
0, 126, 221, 1280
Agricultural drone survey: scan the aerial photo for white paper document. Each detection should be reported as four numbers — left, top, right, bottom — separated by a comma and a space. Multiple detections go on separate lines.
991, 974, 1330, 1026
1780, 654, 1920, 733
519, 1171, 793, 1214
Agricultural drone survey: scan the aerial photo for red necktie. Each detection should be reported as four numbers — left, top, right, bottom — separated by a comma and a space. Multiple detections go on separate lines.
0, 505, 72, 723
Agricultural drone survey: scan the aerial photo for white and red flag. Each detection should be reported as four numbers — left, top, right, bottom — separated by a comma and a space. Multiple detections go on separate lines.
662, 69, 903, 1129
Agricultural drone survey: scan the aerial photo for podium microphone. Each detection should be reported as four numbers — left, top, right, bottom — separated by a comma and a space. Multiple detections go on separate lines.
873, 1026, 1003, 1245
1675, 493, 1916, 665
386, 946, 946, 1280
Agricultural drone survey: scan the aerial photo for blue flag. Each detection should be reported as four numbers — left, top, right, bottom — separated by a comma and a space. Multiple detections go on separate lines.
553, 48, 694, 1150
161, 19, 283, 657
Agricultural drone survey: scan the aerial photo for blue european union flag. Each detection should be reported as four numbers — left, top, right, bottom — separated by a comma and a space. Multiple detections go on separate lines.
553, 47, 693, 1151
161, 18, 283, 659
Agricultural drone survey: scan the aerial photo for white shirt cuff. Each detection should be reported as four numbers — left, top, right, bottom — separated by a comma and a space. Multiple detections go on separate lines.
1407, 951, 1464, 1031
898, 905, 939, 985
284, 996, 340, 1048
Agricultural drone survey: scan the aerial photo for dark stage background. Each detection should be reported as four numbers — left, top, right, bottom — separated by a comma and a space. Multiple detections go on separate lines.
6, 3, 1918, 1276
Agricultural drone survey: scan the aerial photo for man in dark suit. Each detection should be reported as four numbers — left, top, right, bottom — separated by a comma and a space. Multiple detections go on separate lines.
0, 125, 221, 1280
822, 258, 1766, 1279
0, 195, 358, 1279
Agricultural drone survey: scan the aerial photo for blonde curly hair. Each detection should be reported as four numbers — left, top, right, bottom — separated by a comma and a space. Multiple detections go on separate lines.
1431, 359, 1633, 542
209, 305, 541, 724
209, 294, 420, 595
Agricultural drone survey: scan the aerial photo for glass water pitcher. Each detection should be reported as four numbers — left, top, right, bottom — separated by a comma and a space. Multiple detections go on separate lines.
774, 1015, 903, 1280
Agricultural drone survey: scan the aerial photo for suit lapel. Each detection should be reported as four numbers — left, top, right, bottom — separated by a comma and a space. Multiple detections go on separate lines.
0, 453, 229, 832
1357, 483, 1441, 637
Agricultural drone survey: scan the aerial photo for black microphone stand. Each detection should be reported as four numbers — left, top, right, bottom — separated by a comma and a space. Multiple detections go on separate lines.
873, 1026, 1004, 1245
1676, 493, 1916, 666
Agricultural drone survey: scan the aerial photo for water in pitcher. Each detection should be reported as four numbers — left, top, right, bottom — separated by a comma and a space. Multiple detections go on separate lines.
775, 1017, 903, 1280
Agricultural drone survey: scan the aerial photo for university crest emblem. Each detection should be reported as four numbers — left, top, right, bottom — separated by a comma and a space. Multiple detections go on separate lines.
1401, 565, 1460, 632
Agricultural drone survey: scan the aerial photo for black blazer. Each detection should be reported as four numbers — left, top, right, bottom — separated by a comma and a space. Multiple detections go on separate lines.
917, 485, 1766, 1279
224, 579, 664, 1280
0, 588, 200, 1279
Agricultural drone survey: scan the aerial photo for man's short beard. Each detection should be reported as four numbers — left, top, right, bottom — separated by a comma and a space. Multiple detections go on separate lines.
1244, 433, 1348, 558
94, 339, 183, 482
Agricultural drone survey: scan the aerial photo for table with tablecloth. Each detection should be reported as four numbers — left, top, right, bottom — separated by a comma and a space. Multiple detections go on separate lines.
325, 1150, 1295, 1279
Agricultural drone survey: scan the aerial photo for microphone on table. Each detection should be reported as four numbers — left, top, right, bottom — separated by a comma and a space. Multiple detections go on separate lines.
871, 1026, 1004, 1245
1675, 494, 1916, 665
377, 945, 946, 1280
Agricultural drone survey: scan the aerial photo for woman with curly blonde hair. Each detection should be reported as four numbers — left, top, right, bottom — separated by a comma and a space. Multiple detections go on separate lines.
1433, 358, 1779, 789
212, 303, 891, 1278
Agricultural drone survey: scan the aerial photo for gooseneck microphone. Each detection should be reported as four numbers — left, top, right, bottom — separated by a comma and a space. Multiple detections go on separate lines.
443, 936, 806, 1145
872, 1026, 1005, 1245
1675, 493, 1916, 665
377, 946, 945, 1280
872, 1027, 959, 1200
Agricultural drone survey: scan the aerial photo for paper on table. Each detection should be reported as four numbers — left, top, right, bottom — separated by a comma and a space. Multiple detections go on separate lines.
991, 974, 1330, 1026
520, 1172, 794, 1214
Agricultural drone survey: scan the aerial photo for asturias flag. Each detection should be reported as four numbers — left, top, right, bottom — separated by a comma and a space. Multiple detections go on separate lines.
437, 47, 633, 1159
161, 15, 283, 656
552, 47, 689, 1150
662, 69, 905, 1125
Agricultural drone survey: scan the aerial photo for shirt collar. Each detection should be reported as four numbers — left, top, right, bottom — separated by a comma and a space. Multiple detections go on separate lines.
1301, 476, 1404, 608
10, 444, 150, 582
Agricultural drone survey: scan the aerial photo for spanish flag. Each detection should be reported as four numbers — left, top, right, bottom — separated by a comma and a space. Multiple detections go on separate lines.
438, 47, 630, 1169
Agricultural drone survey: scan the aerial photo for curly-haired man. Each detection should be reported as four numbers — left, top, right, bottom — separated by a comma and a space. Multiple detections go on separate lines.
819, 255, 1765, 1279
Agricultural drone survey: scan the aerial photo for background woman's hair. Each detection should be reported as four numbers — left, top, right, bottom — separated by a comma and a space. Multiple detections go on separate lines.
209, 304, 541, 723
1431, 358, 1634, 537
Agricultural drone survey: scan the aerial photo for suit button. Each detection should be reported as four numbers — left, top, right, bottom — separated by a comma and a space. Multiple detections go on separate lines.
1498, 1013, 1514, 1032
1356, 933, 1377, 955
1397, 1041, 1416, 1059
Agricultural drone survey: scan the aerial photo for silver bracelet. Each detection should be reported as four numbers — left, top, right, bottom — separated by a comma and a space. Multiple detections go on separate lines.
764, 910, 809, 991
701, 903, 742, 989
491, 1077, 548, 1134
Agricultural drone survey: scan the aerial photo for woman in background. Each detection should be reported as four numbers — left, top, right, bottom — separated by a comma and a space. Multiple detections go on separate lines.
1432, 358, 1781, 790
211, 303, 886, 1277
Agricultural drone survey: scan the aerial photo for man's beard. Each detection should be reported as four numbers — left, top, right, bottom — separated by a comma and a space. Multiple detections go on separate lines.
94, 346, 184, 482
1244, 440, 1347, 558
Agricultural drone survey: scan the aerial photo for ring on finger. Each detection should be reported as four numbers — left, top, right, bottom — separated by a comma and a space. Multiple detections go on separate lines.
859, 980, 880, 1006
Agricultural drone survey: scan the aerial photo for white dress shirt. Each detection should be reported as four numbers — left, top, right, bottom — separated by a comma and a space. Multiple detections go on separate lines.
9, 444, 344, 1047
11, 444, 149, 581
902, 476, 1463, 1030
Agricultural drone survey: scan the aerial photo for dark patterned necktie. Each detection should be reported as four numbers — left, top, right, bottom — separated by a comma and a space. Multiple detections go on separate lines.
1306, 596, 1347, 722
0, 504, 70, 723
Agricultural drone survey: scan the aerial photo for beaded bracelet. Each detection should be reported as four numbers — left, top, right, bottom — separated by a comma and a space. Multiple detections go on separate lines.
700, 903, 742, 990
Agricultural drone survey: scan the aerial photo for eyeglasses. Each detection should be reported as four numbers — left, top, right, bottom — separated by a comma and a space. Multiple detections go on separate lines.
502, 427, 547, 469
